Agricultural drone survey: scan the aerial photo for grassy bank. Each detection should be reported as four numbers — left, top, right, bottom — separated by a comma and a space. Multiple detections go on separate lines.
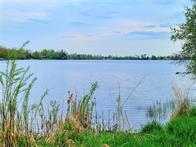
16, 106, 196, 146
0, 61, 195, 146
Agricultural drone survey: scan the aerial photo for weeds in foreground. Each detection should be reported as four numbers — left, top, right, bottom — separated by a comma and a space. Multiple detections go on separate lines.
171, 84, 192, 118
0, 61, 100, 146
66, 82, 98, 130
0, 60, 37, 146
146, 83, 194, 121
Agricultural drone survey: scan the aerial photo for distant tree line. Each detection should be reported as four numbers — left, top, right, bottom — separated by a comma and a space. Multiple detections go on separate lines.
0, 45, 189, 60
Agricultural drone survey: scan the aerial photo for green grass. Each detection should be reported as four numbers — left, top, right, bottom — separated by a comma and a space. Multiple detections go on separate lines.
21, 106, 194, 147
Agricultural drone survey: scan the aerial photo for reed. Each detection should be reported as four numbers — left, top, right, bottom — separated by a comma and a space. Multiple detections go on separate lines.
66, 82, 98, 130
0, 60, 36, 146
171, 84, 192, 118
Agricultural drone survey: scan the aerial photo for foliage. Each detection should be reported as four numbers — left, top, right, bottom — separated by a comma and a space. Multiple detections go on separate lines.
0, 44, 187, 60
171, 0, 196, 77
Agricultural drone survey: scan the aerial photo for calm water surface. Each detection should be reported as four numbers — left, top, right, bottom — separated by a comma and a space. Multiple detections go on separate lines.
0, 60, 194, 129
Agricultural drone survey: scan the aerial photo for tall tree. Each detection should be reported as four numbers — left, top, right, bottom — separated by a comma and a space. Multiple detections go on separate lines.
171, 0, 196, 77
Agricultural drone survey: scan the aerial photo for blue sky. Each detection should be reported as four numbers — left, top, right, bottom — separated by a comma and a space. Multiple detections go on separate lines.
0, 0, 191, 56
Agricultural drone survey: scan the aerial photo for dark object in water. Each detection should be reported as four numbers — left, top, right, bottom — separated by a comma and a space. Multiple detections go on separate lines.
176, 72, 191, 75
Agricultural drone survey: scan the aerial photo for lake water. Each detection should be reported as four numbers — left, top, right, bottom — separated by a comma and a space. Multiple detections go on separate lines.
0, 60, 194, 130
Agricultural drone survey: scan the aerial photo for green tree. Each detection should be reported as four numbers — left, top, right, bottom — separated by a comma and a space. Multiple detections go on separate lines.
171, 0, 196, 77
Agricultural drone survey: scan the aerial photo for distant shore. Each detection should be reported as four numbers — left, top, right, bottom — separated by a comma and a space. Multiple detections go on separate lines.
0, 46, 189, 60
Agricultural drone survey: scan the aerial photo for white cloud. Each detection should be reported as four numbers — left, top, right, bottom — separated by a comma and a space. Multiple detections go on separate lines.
67, 19, 171, 41
116, 22, 170, 35
0, 0, 60, 23
0, 11, 47, 23
62, 23, 170, 43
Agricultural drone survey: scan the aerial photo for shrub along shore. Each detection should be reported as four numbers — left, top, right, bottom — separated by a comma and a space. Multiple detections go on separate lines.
0, 61, 195, 146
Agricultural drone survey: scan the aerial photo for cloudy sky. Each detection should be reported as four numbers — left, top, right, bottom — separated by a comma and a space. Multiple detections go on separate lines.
0, 0, 191, 56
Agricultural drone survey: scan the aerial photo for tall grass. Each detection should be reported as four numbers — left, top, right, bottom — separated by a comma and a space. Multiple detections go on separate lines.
0, 61, 101, 145
171, 84, 192, 118
65, 82, 98, 130
0, 60, 37, 146
145, 83, 194, 121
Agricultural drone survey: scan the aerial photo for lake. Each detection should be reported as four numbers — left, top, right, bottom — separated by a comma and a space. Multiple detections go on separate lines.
0, 60, 194, 130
